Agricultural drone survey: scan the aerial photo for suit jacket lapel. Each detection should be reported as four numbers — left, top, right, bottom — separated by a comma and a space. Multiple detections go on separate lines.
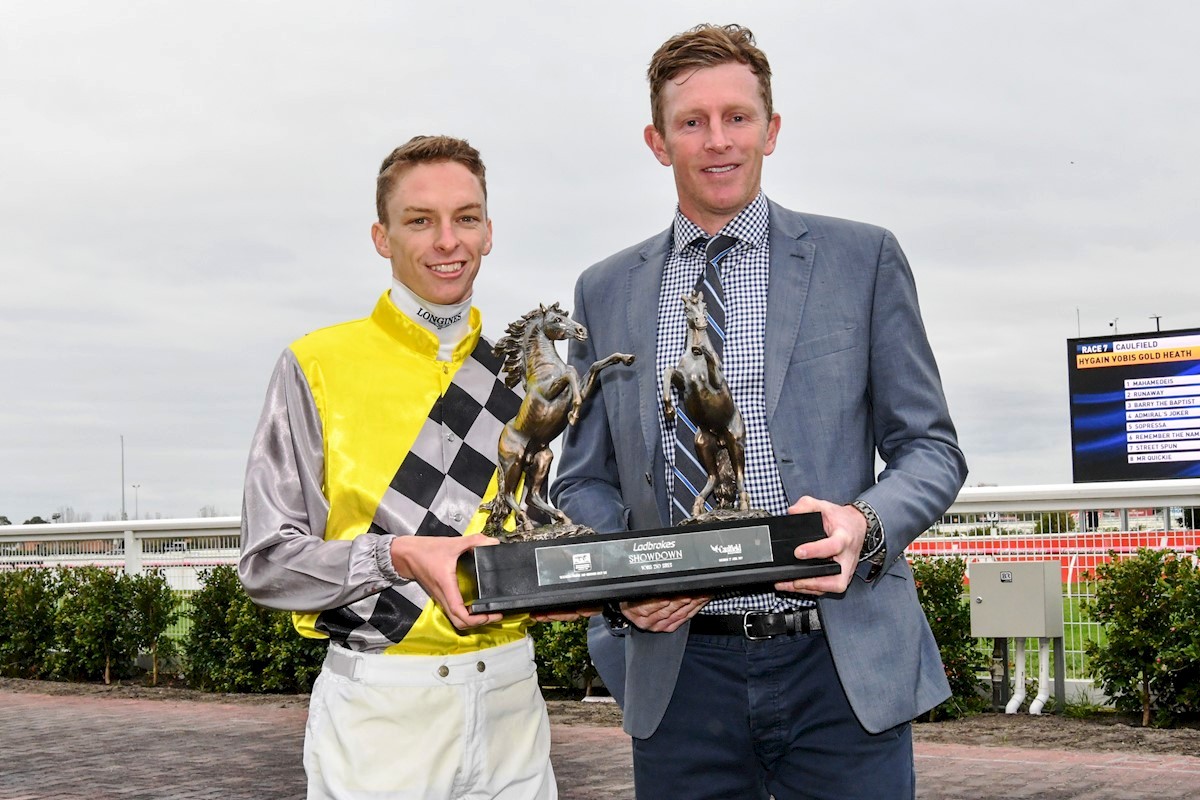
765, 202, 816, 423
626, 230, 672, 468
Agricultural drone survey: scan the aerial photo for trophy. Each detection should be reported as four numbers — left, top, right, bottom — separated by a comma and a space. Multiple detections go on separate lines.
663, 290, 758, 524
478, 302, 635, 541
466, 297, 837, 613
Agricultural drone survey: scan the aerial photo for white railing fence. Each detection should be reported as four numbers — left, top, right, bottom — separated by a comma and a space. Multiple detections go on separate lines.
1, 516, 241, 589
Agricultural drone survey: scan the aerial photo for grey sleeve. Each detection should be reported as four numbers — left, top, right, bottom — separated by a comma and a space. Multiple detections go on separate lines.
237, 350, 406, 612
859, 231, 967, 556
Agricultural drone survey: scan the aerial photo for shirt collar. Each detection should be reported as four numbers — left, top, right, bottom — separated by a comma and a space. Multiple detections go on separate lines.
670, 191, 770, 256
369, 291, 482, 363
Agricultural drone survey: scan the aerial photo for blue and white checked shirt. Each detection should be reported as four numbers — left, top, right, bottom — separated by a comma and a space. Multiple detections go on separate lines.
654, 192, 811, 614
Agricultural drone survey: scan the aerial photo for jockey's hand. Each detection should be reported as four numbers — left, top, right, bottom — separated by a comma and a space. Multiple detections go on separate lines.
390, 535, 503, 630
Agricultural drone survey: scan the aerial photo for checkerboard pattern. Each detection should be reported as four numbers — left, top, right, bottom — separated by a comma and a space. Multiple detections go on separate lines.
315, 340, 522, 651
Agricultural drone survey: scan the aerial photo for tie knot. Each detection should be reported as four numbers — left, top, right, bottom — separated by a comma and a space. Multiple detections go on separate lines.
704, 234, 738, 267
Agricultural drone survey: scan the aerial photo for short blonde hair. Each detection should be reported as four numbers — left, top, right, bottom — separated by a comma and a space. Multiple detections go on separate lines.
648, 24, 773, 134
375, 136, 487, 225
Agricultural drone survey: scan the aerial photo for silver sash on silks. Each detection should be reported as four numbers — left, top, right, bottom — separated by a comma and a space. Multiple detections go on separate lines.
315, 340, 522, 651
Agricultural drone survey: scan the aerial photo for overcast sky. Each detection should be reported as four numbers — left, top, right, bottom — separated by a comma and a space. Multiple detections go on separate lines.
2, 1, 1197, 523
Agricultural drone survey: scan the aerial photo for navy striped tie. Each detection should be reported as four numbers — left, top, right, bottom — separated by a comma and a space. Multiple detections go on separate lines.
670, 234, 737, 524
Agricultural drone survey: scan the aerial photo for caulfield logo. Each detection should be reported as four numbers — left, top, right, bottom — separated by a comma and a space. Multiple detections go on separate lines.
710, 543, 742, 555
572, 553, 592, 572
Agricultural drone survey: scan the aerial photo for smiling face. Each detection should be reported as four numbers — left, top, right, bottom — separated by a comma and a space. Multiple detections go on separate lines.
645, 61, 781, 234
370, 160, 492, 306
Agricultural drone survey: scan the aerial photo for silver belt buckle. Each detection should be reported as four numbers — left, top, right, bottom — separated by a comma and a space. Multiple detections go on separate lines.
742, 610, 773, 641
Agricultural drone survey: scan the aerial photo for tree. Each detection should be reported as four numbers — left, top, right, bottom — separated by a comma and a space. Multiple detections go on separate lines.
23, 516, 48, 525
129, 570, 179, 686
1084, 548, 1200, 726
183, 566, 243, 690
53, 567, 139, 684
0, 515, 11, 525
197, 505, 220, 518
183, 565, 324, 692
0, 568, 61, 678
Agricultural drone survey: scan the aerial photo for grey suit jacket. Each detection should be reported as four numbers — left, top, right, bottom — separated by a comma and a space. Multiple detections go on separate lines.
551, 201, 968, 738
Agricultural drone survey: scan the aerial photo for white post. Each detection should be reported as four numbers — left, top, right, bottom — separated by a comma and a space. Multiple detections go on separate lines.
123, 528, 141, 576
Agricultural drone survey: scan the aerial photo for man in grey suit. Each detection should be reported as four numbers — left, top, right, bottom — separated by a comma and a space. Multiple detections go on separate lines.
550, 23, 967, 800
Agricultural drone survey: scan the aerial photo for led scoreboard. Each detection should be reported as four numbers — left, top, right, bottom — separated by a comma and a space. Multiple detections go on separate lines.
1067, 326, 1200, 482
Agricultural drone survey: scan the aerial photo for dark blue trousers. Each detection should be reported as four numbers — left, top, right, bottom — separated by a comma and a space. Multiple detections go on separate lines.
631, 630, 914, 800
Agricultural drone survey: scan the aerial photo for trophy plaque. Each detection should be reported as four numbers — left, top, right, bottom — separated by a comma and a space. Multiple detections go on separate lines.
464, 297, 839, 614
468, 511, 838, 613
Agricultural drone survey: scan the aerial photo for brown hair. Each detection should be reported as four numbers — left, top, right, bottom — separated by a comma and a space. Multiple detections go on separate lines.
647, 24, 773, 134
375, 135, 487, 225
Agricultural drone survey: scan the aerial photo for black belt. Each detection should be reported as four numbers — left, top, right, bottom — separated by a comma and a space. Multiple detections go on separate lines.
689, 608, 821, 640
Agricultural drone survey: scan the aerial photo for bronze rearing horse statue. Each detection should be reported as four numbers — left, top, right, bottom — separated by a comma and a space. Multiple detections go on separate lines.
483, 302, 634, 537
662, 291, 751, 518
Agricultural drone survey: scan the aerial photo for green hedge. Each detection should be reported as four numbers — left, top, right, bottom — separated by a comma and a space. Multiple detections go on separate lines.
0, 567, 178, 685
0, 567, 62, 678
181, 566, 597, 695
182, 565, 324, 693
0, 565, 571, 694
1084, 548, 1200, 727
530, 619, 596, 695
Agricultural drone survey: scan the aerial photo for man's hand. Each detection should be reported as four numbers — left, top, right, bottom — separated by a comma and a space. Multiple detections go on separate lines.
531, 607, 602, 623
619, 595, 711, 632
390, 535, 503, 630
773, 496, 868, 596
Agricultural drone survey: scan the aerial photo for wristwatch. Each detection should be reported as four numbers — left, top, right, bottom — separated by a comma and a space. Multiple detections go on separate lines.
851, 499, 886, 582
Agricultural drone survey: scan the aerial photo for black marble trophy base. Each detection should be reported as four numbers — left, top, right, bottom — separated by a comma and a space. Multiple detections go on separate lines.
466, 512, 839, 614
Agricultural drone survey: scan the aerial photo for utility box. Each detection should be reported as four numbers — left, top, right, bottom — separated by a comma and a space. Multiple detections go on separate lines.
969, 561, 1064, 638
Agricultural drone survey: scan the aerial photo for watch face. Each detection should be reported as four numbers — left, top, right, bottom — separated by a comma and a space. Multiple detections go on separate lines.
859, 520, 884, 561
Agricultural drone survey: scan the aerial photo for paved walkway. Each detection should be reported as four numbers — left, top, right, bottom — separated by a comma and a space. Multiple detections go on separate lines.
2, 690, 1199, 799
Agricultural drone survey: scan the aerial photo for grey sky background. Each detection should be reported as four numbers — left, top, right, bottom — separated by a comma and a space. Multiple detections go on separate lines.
2, 1, 1197, 522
